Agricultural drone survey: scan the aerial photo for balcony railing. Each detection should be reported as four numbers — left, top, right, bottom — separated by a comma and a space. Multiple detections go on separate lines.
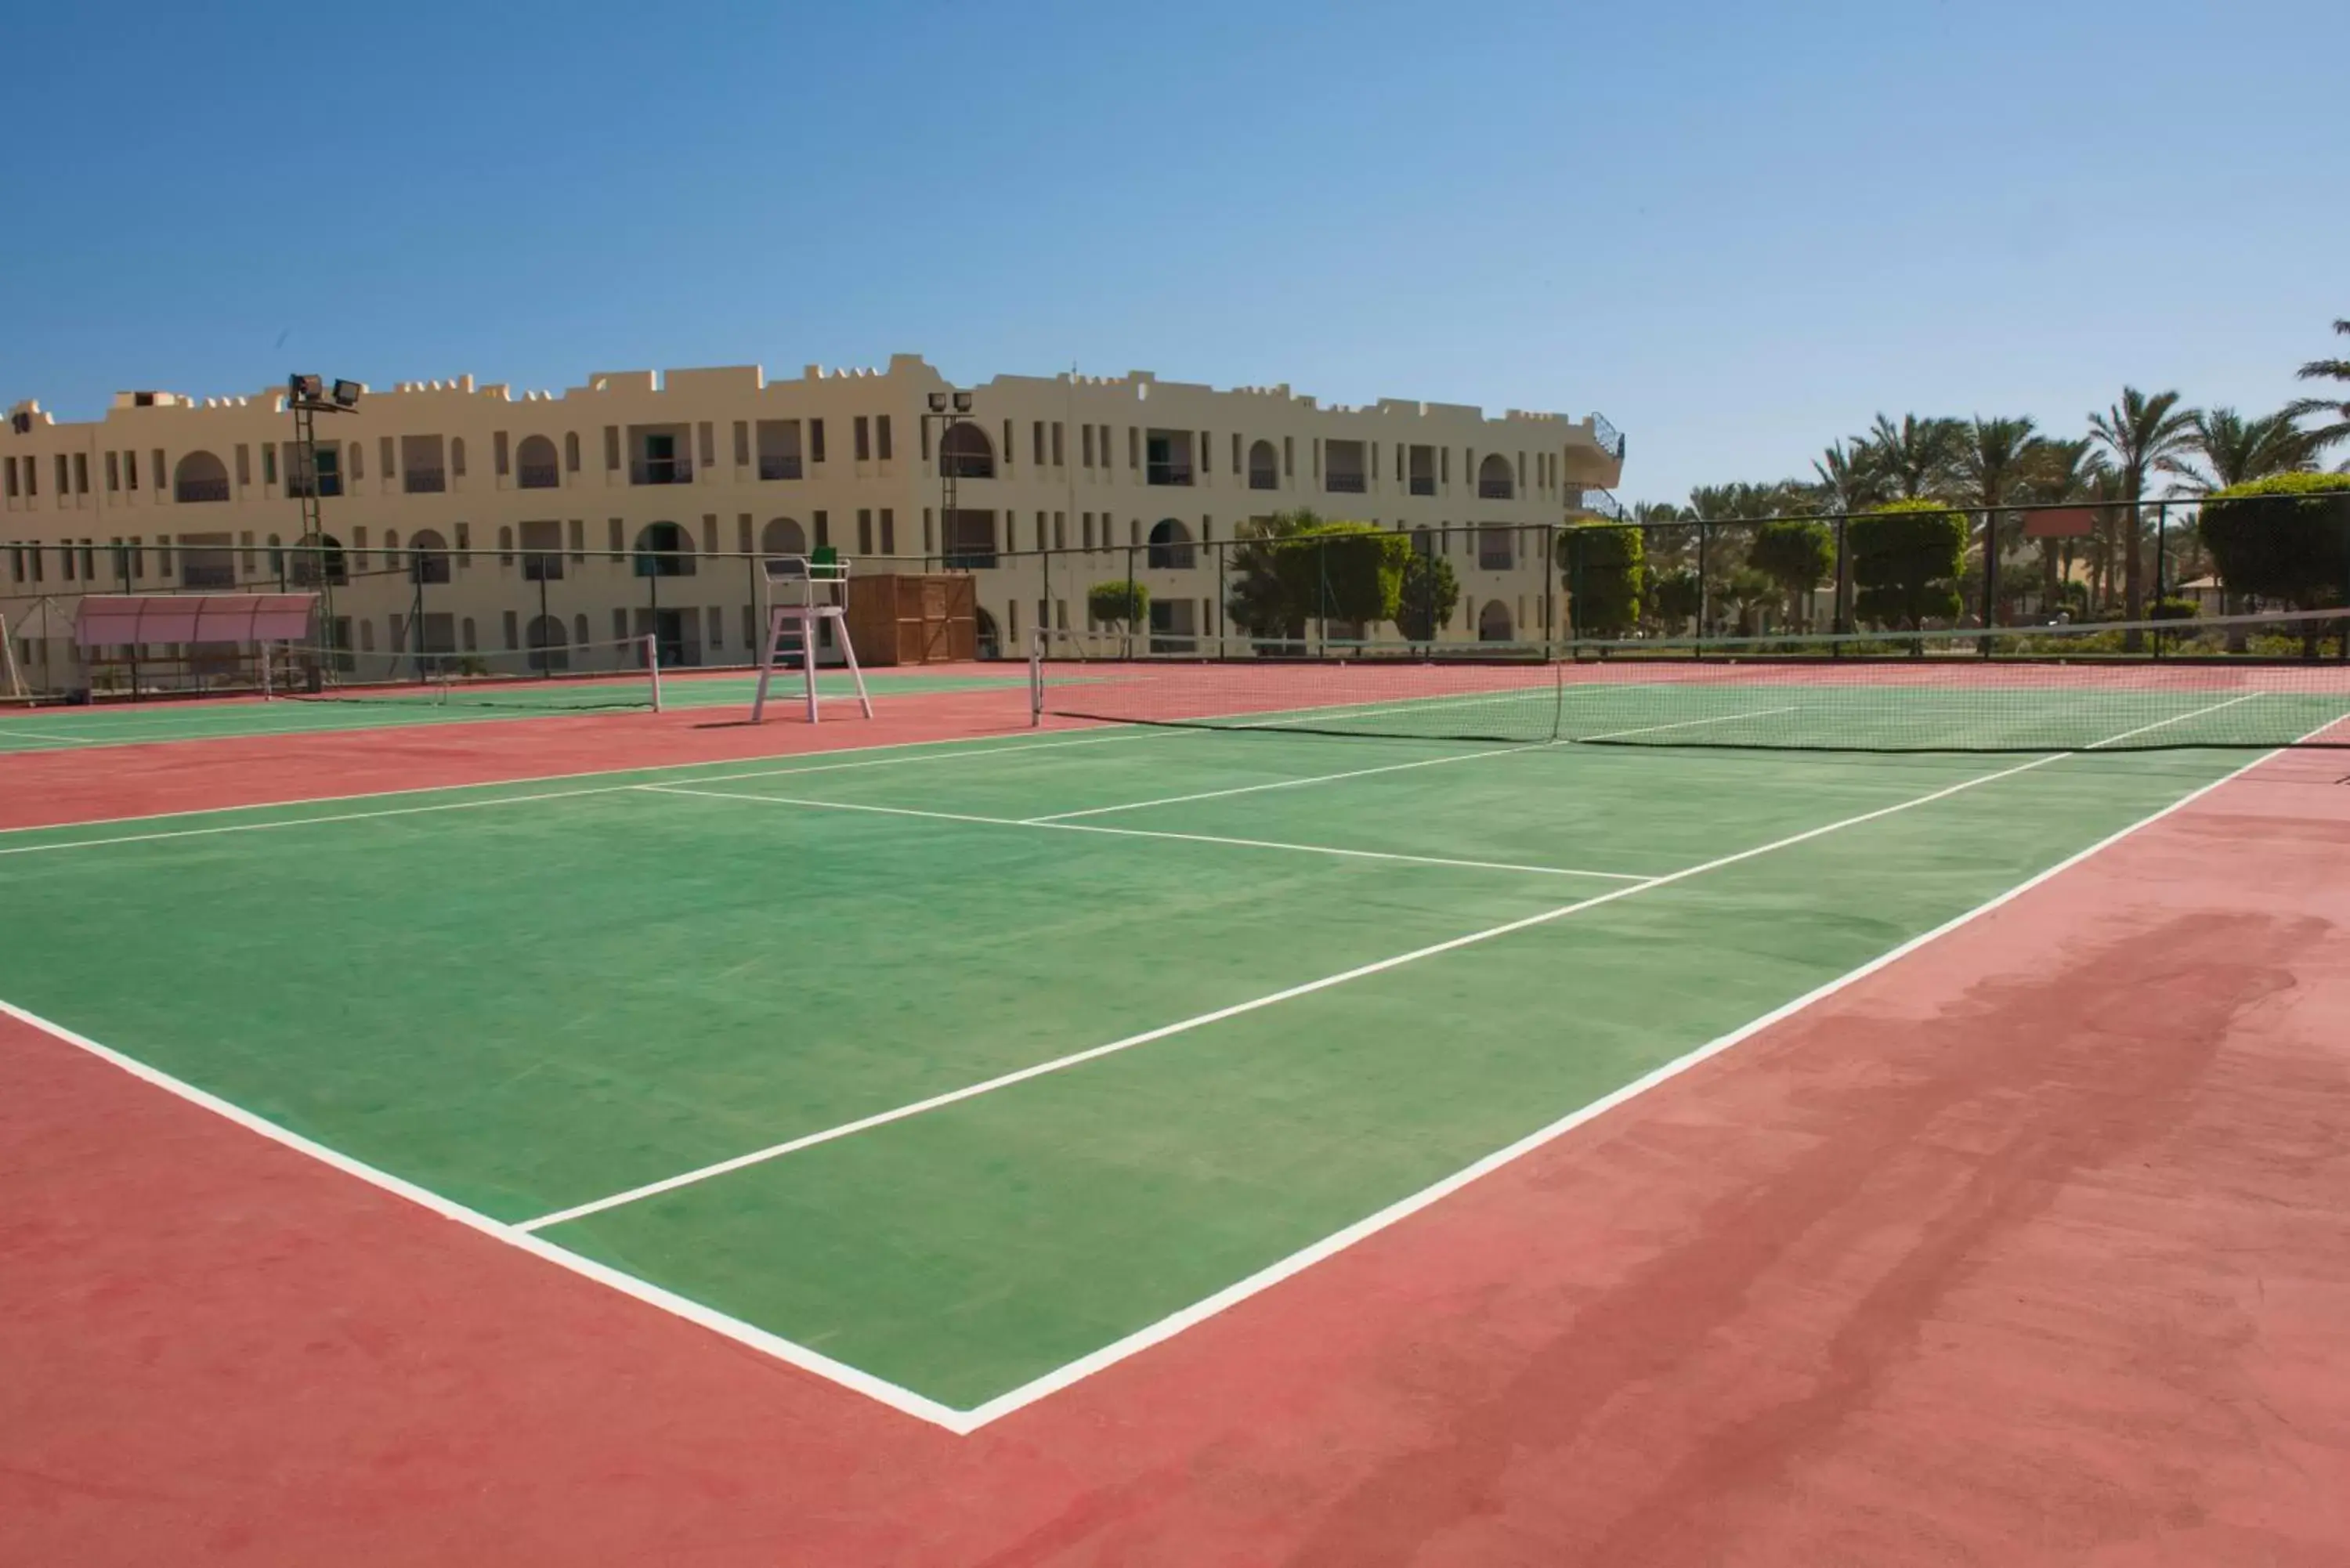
517, 464, 560, 490
1408, 475, 1435, 496
1249, 468, 1278, 490
403, 468, 447, 494
285, 475, 343, 499
522, 553, 565, 583
631, 457, 693, 485
942, 546, 998, 569
757, 454, 804, 481
1479, 550, 1514, 571
1591, 413, 1625, 461
940, 453, 994, 479
180, 559, 237, 587
1574, 488, 1629, 521
175, 478, 230, 503
1479, 479, 1514, 500
1325, 472, 1366, 493
1146, 461, 1193, 487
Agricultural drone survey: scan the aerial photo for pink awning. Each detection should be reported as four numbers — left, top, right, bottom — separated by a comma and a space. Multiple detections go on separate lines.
74, 594, 319, 648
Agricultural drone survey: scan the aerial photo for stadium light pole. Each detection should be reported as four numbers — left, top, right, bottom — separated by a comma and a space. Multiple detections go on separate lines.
922, 388, 974, 570
286, 374, 362, 685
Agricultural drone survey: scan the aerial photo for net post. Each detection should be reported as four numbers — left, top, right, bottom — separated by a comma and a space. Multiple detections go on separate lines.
1978, 506, 1998, 659
1029, 625, 1044, 727
644, 632, 663, 713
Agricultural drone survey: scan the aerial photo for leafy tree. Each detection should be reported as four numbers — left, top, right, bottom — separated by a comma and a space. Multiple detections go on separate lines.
1560, 524, 1644, 637
2287, 318, 2350, 460
1747, 518, 1834, 629
2088, 387, 2200, 636
1224, 510, 1410, 644
1849, 500, 1967, 632
1718, 566, 1778, 635
2175, 406, 2321, 495
1392, 540, 1460, 643
2197, 471, 2350, 612
1648, 567, 1701, 632
1086, 579, 1148, 630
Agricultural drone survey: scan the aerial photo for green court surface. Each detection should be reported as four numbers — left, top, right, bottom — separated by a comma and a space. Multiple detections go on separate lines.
0, 667, 1027, 753
0, 720, 2265, 1418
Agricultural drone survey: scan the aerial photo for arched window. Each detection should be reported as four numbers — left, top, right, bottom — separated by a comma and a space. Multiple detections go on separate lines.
526, 614, 569, 671
1147, 518, 1194, 569
974, 605, 1001, 659
409, 528, 452, 585
517, 435, 560, 489
1478, 600, 1514, 641
172, 450, 230, 503
761, 517, 807, 558
634, 521, 696, 577
940, 421, 994, 479
1247, 439, 1278, 491
1477, 453, 1514, 500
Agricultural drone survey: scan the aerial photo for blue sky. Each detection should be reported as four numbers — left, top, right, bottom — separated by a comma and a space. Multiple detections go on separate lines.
1, 0, 2341, 505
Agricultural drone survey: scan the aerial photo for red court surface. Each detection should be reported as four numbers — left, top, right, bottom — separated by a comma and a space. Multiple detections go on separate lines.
4, 725, 2348, 1565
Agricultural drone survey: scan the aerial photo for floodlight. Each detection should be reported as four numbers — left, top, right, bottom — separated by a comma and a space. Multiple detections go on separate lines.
927, 392, 948, 413
951, 392, 973, 414
331, 379, 362, 407
290, 373, 324, 401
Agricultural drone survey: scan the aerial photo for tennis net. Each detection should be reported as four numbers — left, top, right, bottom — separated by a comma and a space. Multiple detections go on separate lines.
1031, 610, 2350, 752
273, 634, 664, 712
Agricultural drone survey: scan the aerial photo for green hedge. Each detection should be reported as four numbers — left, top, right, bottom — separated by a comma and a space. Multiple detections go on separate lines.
2197, 471, 2350, 609
1560, 524, 1645, 637
1850, 499, 1965, 629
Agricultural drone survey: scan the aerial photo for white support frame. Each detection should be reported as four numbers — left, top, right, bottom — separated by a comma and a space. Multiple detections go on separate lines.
0, 614, 23, 700
751, 555, 872, 724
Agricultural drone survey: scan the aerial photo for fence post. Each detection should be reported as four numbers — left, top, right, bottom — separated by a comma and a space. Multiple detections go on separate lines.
1979, 507, 1997, 659
1695, 522, 1709, 656
1831, 514, 1849, 652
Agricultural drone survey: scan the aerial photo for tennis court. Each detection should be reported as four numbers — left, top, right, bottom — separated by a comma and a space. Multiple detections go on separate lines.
0, 664, 1031, 753
2, 659, 2329, 1426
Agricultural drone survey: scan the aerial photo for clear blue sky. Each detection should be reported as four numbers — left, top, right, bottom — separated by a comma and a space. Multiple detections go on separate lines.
2, 1, 2340, 506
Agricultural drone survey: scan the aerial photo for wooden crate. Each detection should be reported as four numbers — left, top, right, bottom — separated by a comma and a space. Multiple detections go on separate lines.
844, 574, 977, 666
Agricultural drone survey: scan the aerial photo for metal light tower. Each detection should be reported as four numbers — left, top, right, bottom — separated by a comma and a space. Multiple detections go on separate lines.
286, 374, 362, 677
923, 388, 974, 565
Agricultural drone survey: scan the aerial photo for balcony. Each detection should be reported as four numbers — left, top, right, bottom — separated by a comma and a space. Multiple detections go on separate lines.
939, 452, 993, 480
175, 478, 230, 504
1593, 413, 1625, 461
1147, 461, 1193, 487
1249, 467, 1278, 491
403, 468, 447, 494
1324, 472, 1366, 494
1408, 476, 1435, 497
1478, 479, 1514, 500
757, 454, 804, 481
286, 475, 343, 499
517, 464, 560, 490
631, 457, 694, 486
181, 558, 237, 587
522, 553, 564, 583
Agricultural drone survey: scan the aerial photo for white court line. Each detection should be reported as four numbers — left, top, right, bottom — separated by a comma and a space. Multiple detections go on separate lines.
523, 740, 2103, 1234
1020, 741, 1530, 823
638, 782, 1653, 881
11, 692, 2290, 1438
1581, 704, 1802, 742
0, 725, 110, 746
0, 728, 1173, 859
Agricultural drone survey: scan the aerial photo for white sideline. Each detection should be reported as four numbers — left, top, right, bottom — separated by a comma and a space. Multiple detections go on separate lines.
636, 782, 1654, 881
1020, 741, 1533, 822
523, 742, 2104, 1234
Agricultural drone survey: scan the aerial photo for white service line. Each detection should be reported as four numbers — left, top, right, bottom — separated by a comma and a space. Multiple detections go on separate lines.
0, 728, 1173, 858
522, 743, 2084, 1234
1020, 741, 1532, 823
0, 726, 110, 746
1581, 704, 1802, 742
639, 782, 1651, 881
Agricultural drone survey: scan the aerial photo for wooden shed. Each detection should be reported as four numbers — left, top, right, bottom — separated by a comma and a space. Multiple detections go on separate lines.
844, 574, 978, 666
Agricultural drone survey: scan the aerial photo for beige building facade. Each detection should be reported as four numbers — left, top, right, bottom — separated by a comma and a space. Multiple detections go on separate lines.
2, 354, 1624, 688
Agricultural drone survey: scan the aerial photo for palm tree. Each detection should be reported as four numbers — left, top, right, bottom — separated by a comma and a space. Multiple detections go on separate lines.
2087, 388, 2199, 637
2173, 406, 2317, 495
2287, 319, 2350, 461
1807, 440, 1885, 631
1862, 413, 1963, 500
1955, 417, 2042, 624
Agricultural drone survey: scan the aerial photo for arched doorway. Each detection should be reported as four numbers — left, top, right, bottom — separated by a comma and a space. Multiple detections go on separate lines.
761, 517, 807, 558
1478, 600, 1514, 641
516, 435, 559, 489
173, 450, 230, 504
975, 606, 1000, 659
408, 528, 452, 584
1477, 452, 1515, 500
633, 522, 696, 576
526, 613, 568, 671
940, 421, 995, 479
290, 532, 348, 587
1147, 518, 1194, 569
1247, 439, 1278, 490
